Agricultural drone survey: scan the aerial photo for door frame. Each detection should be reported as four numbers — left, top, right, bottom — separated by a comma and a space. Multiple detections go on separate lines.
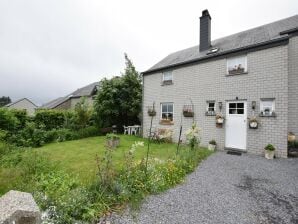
225, 100, 247, 151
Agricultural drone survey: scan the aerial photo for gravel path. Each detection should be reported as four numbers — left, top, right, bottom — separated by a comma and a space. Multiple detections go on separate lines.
110, 152, 298, 224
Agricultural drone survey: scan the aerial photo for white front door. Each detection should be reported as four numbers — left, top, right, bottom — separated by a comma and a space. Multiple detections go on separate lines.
225, 101, 247, 150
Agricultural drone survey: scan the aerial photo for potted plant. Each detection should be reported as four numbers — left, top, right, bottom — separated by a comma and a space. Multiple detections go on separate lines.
183, 107, 194, 117
208, 139, 216, 151
106, 133, 120, 148
264, 144, 275, 159
147, 107, 156, 116
249, 117, 259, 129
215, 114, 224, 124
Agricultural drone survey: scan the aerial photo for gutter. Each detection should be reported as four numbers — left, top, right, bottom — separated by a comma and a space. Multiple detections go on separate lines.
142, 36, 289, 75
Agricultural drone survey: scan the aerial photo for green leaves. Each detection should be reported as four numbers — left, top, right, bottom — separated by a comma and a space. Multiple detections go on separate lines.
94, 54, 142, 128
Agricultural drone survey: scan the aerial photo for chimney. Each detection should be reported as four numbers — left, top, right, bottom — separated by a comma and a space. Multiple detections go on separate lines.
200, 9, 211, 52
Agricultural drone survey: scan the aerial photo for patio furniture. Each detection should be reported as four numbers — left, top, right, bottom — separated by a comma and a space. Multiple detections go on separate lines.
123, 126, 129, 135
127, 125, 141, 135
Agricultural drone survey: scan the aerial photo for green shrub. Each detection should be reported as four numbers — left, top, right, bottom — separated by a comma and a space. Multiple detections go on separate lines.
265, 144, 275, 151
73, 97, 93, 129
11, 109, 28, 129
76, 126, 99, 139
35, 109, 66, 130
0, 108, 19, 131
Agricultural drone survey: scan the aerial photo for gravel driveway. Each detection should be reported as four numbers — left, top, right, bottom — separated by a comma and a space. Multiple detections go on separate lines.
110, 152, 298, 224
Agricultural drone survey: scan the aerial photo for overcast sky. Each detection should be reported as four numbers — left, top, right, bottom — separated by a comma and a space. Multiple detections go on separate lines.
0, 0, 297, 105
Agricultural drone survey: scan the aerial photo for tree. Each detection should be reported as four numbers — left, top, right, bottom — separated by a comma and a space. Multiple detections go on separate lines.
94, 54, 142, 129
73, 97, 93, 128
0, 96, 11, 107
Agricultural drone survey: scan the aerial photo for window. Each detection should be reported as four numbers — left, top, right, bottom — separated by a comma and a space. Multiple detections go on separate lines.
228, 102, 244, 114
260, 99, 275, 116
162, 71, 173, 85
227, 55, 247, 74
161, 103, 174, 121
206, 101, 216, 115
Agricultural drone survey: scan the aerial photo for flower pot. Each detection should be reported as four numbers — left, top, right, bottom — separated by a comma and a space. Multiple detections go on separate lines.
148, 111, 156, 116
107, 139, 120, 148
216, 118, 224, 124
249, 121, 258, 129
183, 111, 194, 117
208, 144, 216, 151
288, 133, 296, 142
265, 150, 275, 159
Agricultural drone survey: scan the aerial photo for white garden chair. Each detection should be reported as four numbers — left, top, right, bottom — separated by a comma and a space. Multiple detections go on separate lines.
123, 125, 129, 134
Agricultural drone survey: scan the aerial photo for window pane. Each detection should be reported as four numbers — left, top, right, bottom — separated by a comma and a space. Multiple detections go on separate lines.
162, 113, 167, 119
162, 104, 167, 112
167, 113, 173, 121
227, 56, 247, 73
229, 109, 237, 114
237, 103, 244, 109
163, 72, 172, 81
229, 103, 236, 108
237, 109, 244, 114
208, 107, 215, 112
168, 104, 173, 113
209, 102, 215, 107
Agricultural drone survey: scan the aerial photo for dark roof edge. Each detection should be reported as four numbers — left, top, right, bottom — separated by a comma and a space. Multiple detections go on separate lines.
6, 98, 38, 108
142, 36, 289, 75
280, 27, 298, 35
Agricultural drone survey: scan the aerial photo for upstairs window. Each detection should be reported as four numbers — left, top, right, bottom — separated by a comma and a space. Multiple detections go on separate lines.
206, 101, 216, 115
161, 102, 174, 121
162, 71, 173, 85
227, 55, 247, 75
260, 99, 275, 116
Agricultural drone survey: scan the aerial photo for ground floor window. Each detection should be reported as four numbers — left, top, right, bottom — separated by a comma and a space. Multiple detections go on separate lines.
206, 101, 216, 115
260, 99, 275, 116
161, 102, 174, 121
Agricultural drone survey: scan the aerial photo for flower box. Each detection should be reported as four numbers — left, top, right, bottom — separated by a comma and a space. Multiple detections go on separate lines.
183, 111, 194, 117
228, 67, 245, 75
159, 119, 174, 125
148, 110, 156, 116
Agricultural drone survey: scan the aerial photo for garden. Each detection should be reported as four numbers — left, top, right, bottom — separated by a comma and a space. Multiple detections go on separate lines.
0, 55, 213, 223
0, 114, 211, 223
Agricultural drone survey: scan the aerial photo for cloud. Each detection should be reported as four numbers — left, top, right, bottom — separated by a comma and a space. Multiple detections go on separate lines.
0, 0, 297, 104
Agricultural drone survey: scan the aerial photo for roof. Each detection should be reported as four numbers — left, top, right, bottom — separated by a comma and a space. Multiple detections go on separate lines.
5, 98, 37, 108
41, 82, 100, 109
144, 15, 298, 74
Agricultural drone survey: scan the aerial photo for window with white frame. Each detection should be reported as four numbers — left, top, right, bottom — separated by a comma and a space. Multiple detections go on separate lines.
227, 55, 247, 74
162, 71, 173, 84
260, 99, 275, 116
206, 101, 216, 115
161, 103, 174, 121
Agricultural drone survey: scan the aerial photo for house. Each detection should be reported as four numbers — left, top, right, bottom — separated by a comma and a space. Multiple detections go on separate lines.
5, 98, 38, 115
41, 82, 100, 110
142, 10, 298, 158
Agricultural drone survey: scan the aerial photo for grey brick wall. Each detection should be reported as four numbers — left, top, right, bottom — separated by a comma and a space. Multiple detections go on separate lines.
143, 44, 289, 158
288, 36, 298, 136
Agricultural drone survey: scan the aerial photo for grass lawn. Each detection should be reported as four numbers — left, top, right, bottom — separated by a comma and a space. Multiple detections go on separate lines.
37, 135, 181, 183
1, 135, 210, 194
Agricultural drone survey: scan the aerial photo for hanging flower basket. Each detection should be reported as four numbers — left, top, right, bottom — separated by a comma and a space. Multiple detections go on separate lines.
183, 111, 194, 117
183, 105, 194, 117
249, 117, 259, 129
147, 106, 156, 116
215, 114, 224, 124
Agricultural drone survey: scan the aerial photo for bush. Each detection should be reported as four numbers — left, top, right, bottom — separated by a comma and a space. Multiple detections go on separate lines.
0, 108, 19, 131
35, 109, 66, 130
265, 144, 275, 151
11, 109, 28, 129
73, 97, 93, 129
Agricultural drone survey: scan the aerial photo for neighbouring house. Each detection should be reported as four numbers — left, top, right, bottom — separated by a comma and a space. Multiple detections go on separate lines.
5, 98, 38, 115
41, 82, 100, 110
142, 10, 298, 158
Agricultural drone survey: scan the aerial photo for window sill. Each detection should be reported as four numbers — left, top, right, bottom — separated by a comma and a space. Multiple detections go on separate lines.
161, 81, 173, 86
225, 72, 248, 76
259, 113, 276, 118
159, 120, 174, 125
205, 112, 216, 116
